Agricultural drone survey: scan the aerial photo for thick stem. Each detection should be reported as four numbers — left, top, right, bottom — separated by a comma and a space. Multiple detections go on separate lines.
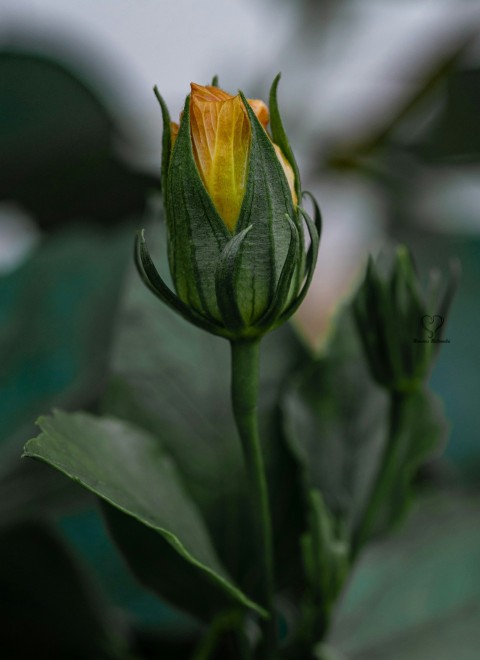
230, 339, 277, 658
352, 390, 409, 560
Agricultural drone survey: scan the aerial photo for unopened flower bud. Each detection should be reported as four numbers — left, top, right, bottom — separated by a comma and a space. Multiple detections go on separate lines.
353, 247, 458, 392
136, 75, 321, 340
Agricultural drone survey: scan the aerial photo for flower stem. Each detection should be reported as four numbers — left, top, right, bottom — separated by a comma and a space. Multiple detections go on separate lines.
230, 339, 276, 658
351, 390, 409, 560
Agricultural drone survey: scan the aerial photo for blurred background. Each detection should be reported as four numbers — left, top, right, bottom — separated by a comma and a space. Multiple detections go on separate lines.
1, 0, 479, 657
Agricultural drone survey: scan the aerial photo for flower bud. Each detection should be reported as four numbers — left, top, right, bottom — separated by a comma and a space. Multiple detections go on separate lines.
353, 247, 458, 392
136, 75, 321, 340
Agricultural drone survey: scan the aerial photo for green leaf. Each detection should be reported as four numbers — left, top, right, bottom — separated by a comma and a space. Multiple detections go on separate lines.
0, 226, 130, 447
368, 387, 449, 536
282, 308, 389, 531
330, 492, 480, 660
283, 304, 449, 549
23, 411, 265, 621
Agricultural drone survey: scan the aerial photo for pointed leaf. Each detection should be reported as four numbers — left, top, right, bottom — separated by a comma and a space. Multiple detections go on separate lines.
23, 411, 265, 620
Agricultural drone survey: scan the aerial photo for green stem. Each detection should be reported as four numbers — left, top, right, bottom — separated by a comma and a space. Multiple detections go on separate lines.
351, 390, 409, 560
230, 339, 277, 658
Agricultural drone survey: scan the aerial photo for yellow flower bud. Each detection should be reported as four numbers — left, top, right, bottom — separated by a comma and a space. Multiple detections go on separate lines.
137, 75, 321, 340
172, 83, 297, 232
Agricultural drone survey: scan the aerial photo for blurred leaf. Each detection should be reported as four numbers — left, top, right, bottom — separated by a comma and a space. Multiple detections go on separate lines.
59, 507, 199, 635
0, 226, 131, 449
0, 49, 156, 229
323, 31, 477, 170
414, 69, 480, 163
330, 492, 480, 660
0, 456, 95, 526
283, 303, 450, 555
282, 307, 388, 531
0, 520, 122, 659
24, 410, 265, 621
366, 388, 449, 539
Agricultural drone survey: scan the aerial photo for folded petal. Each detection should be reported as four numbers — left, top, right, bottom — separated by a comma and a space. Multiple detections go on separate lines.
190, 85, 250, 231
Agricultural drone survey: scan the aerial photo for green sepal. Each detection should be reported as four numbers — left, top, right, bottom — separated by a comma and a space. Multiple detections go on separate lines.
153, 86, 171, 195
257, 215, 299, 331
391, 248, 429, 382
358, 257, 404, 388
235, 91, 296, 323
166, 94, 231, 321
210, 74, 219, 87
353, 265, 389, 387
135, 229, 228, 338
215, 225, 253, 333
269, 73, 302, 202
277, 192, 321, 324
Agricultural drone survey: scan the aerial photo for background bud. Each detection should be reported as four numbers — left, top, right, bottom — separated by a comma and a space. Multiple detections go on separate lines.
353, 246, 459, 392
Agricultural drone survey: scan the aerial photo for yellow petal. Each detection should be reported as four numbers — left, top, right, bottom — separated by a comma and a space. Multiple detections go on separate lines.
190, 83, 231, 102
248, 99, 269, 129
191, 84, 269, 126
273, 144, 297, 206
190, 84, 250, 231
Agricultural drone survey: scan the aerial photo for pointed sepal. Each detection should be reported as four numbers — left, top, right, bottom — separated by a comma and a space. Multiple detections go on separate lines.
269, 73, 301, 202
153, 86, 172, 195
135, 229, 227, 337
215, 225, 253, 333
277, 191, 322, 324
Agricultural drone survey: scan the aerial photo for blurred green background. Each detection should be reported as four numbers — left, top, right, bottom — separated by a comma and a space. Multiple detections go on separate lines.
1, 0, 479, 657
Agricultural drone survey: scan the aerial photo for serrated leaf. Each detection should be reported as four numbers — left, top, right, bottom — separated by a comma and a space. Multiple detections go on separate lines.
23, 411, 265, 620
